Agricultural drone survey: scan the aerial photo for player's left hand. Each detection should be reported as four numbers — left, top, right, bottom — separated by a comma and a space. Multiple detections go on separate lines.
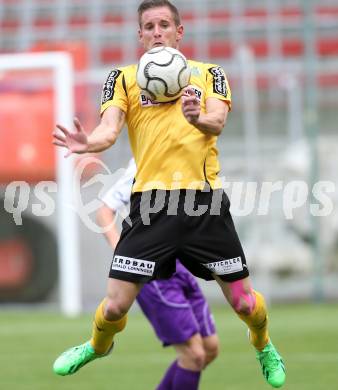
53, 117, 89, 158
181, 86, 201, 125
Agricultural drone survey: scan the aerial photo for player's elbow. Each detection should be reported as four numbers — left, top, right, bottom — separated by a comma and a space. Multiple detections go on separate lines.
212, 114, 226, 135
106, 132, 118, 146
212, 120, 225, 136
103, 125, 119, 147
213, 125, 223, 136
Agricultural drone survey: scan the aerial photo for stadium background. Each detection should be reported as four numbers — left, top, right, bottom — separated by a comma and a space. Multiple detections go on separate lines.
0, 1, 338, 388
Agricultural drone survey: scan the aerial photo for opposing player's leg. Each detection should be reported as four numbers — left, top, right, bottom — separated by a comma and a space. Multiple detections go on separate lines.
215, 276, 286, 388
171, 333, 206, 388
156, 334, 219, 390
169, 267, 219, 389
183, 265, 219, 367
158, 333, 218, 390
53, 278, 142, 376
137, 275, 211, 390
202, 334, 219, 366
155, 333, 208, 390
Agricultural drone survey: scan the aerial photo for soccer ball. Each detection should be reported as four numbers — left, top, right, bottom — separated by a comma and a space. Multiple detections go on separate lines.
136, 46, 191, 103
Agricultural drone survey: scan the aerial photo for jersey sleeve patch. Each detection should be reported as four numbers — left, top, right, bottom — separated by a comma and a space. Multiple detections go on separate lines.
208, 66, 228, 98
101, 69, 122, 104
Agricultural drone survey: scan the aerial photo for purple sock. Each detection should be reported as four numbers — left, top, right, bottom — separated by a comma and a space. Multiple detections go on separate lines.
172, 364, 201, 390
156, 360, 178, 390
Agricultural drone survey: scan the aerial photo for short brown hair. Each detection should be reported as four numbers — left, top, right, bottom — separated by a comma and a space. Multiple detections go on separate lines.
138, 0, 181, 27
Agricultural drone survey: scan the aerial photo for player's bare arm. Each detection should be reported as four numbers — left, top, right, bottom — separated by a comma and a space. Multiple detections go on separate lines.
181, 87, 229, 136
53, 105, 126, 157
97, 205, 120, 249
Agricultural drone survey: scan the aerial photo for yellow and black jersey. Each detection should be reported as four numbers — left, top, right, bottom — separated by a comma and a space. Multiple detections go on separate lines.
100, 60, 231, 192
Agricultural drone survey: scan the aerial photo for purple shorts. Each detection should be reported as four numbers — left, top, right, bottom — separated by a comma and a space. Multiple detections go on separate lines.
136, 260, 216, 346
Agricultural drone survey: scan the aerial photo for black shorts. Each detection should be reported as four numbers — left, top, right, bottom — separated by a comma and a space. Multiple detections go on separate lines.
109, 189, 249, 283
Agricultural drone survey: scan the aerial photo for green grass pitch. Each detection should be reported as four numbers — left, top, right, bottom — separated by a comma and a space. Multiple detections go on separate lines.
1, 303, 337, 389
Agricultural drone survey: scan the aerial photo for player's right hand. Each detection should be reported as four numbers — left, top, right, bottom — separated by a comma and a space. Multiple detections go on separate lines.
181, 86, 201, 125
53, 117, 89, 158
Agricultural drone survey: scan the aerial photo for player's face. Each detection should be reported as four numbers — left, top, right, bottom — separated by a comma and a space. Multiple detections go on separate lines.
138, 6, 183, 51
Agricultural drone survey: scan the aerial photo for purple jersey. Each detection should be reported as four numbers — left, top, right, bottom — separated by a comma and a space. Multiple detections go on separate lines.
136, 260, 216, 346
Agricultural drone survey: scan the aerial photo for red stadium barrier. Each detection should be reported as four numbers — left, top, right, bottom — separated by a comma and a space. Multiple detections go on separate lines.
0, 42, 100, 184
0, 238, 33, 289
102, 37, 338, 65
0, 90, 55, 183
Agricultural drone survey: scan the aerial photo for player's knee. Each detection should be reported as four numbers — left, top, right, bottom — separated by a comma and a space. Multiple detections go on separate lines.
204, 338, 219, 366
228, 280, 256, 316
103, 298, 128, 321
188, 345, 206, 371
179, 343, 206, 371
231, 293, 255, 315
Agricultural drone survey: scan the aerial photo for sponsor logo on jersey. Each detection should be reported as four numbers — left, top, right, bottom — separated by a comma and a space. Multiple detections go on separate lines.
101, 69, 122, 104
208, 66, 228, 98
140, 93, 161, 107
203, 256, 243, 275
189, 85, 202, 101
140, 88, 201, 107
112, 255, 155, 276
